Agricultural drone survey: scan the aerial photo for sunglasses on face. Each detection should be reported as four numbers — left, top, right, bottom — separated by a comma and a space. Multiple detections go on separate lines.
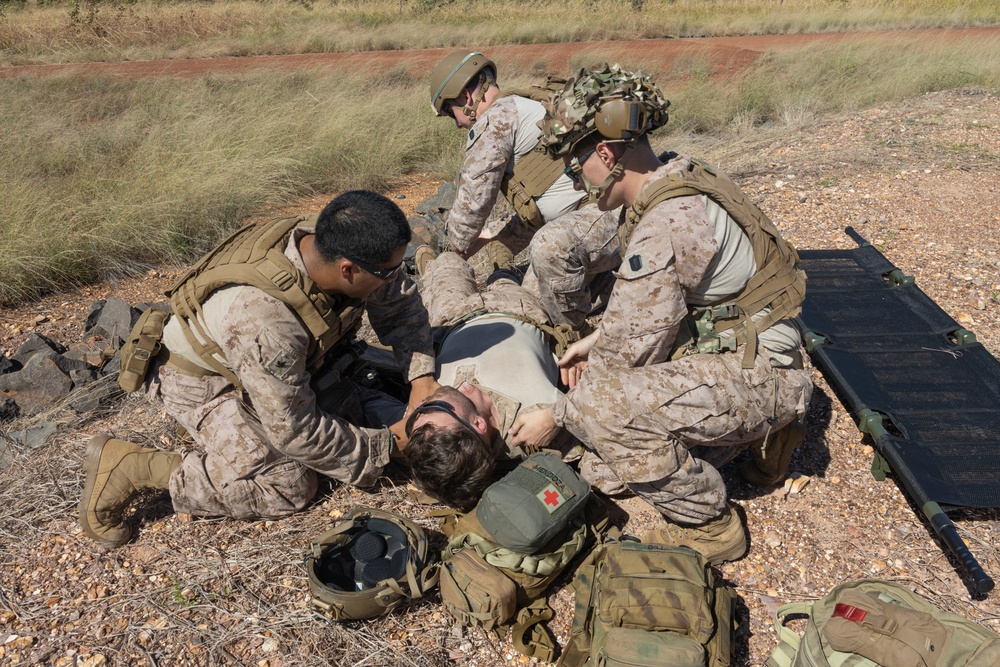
404, 399, 485, 445
563, 146, 598, 184
350, 256, 404, 282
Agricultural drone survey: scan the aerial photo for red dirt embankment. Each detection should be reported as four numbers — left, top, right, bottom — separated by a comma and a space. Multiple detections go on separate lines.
1, 27, 996, 80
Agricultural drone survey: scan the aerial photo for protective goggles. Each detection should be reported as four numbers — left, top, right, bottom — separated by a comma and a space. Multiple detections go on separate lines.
350, 256, 404, 282
562, 146, 597, 184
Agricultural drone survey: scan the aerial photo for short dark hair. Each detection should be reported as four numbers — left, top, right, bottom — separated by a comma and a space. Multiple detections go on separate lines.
315, 191, 411, 264
405, 423, 495, 512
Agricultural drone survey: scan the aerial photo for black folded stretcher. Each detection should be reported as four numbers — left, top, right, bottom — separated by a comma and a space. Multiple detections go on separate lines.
796, 228, 999, 594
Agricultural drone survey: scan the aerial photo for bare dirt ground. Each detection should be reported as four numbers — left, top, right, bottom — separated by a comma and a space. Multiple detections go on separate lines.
1, 34, 999, 667
2, 28, 997, 81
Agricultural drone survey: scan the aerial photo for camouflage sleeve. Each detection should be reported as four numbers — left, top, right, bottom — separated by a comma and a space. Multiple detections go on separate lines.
447, 100, 518, 253
366, 272, 436, 381
553, 196, 716, 432
220, 289, 392, 487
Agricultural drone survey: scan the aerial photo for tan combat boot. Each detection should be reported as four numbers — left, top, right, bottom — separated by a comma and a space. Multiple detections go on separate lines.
739, 419, 806, 487
78, 434, 181, 548
413, 245, 437, 277
640, 503, 747, 565
483, 239, 514, 273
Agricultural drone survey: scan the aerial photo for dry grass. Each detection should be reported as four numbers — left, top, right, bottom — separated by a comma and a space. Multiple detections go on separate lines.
2, 33, 998, 305
0, 67, 462, 305
1, 87, 998, 667
1, 0, 997, 66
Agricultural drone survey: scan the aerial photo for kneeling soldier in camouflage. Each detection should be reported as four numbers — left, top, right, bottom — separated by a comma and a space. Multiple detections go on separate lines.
508, 66, 814, 564
79, 191, 439, 548
430, 50, 622, 331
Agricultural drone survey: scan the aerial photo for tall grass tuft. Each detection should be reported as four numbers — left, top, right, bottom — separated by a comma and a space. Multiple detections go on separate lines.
2, 34, 998, 304
669, 35, 1000, 134
0, 67, 461, 304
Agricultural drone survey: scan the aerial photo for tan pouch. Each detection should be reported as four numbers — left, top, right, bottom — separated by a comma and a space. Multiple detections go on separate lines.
117, 307, 170, 393
822, 590, 950, 667
439, 548, 517, 630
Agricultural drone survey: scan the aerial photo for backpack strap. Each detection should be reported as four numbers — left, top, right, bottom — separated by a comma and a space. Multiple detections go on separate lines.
556, 543, 605, 667
768, 602, 812, 667
512, 598, 558, 663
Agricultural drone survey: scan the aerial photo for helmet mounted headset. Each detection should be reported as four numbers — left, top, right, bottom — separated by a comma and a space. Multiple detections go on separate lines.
541, 64, 671, 201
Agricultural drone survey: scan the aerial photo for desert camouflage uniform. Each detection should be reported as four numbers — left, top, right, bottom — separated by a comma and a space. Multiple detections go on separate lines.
522, 204, 622, 329
421, 251, 576, 457
448, 96, 622, 328
551, 156, 813, 524
149, 227, 435, 519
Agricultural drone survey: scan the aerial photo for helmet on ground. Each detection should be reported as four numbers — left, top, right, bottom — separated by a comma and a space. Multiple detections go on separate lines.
429, 51, 496, 118
540, 64, 670, 157
305, 506, 438, 622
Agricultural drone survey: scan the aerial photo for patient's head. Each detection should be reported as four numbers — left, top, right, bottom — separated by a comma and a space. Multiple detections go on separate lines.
404, 385, 498, 511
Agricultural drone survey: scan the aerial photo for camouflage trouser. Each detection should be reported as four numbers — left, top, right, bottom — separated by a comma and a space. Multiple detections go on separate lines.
521, 205, 622, 330
148, 364, 319, 519
565, 349, 813, 524
149, 364, 403, 519
421, 250, 550, 328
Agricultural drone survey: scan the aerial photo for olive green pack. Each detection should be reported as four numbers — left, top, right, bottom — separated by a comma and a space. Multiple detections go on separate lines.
767, 579, 1000, 667
559, 540, 736, 667
304, 507, 438, 623
437, 452, 609, 662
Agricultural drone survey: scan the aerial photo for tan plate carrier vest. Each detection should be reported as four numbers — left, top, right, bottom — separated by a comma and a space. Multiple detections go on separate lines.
619, 157, 806, 368
165, 216, 363, 392
496, 83, 589, 230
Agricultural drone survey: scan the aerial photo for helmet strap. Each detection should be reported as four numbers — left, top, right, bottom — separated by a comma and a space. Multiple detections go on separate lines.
462, 74, 494, 124
580, 142, 634, 201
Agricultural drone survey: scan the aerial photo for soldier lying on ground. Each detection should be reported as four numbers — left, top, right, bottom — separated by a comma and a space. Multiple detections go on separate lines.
507, 65, 814, 565
429, 50, 621, 331
79, 191, 440, 549
399, 248, 578, 511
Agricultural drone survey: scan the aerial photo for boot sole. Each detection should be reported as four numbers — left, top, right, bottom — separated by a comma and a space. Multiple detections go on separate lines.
78, 434, 132, 549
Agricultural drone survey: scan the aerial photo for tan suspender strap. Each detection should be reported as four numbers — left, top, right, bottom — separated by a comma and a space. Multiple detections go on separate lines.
165, 216, 357, 390
621, 159, 806, 368
500, 143, 567, 230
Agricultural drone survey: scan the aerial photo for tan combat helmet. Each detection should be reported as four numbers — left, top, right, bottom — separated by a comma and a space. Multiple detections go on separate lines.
429, 51, 496, 122
539, 64, 670, 199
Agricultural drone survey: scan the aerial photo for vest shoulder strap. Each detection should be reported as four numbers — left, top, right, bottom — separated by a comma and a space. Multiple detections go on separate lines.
621, 157, 806, 367
166, 216, 360, 390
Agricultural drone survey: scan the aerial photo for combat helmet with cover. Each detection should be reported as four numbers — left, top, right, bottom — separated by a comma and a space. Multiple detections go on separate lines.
540, 64, 671, 199
429, 51, 496, 122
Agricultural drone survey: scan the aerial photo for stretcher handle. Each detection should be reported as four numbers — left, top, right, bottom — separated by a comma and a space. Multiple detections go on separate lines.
844, 226, 869, 246
924, 502, 995, 595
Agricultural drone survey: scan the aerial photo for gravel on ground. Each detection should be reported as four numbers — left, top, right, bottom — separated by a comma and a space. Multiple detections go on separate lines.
1, 88, 998, 667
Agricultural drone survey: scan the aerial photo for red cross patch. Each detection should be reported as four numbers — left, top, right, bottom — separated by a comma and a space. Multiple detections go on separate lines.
536, 484, 565, 514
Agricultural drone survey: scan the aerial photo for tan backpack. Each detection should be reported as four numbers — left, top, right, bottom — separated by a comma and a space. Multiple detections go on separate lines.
437, 452, 610, 661
767, 579, 1000, 667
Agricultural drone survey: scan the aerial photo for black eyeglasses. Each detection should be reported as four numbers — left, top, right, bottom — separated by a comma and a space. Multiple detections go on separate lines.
405, 400, 485, 445
563, 146, 597, 184
350, 256, 404, 282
